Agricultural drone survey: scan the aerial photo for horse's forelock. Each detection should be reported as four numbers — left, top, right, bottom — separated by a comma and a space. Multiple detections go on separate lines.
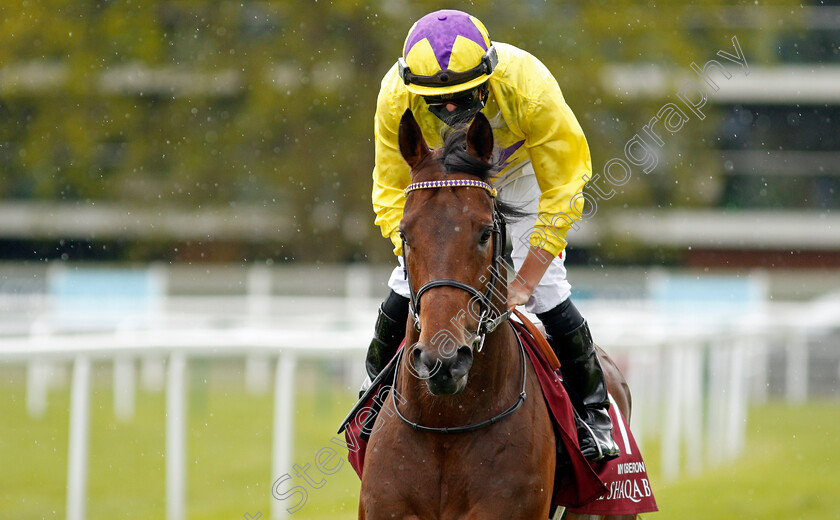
441, 128, 499, 182
438, 128, 528, 222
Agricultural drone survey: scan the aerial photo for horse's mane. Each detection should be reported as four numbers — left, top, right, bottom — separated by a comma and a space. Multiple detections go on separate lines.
441, 128, 528, 221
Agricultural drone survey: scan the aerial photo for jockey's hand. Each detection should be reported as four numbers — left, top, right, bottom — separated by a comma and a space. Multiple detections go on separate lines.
506, 246, 555, 310
506, 284, 531, 309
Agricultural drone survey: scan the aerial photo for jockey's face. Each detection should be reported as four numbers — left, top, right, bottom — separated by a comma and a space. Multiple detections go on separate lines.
423, 83, 488, 127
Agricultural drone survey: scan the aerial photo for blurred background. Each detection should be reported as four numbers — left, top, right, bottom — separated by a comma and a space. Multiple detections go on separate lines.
1, 1, 839, 519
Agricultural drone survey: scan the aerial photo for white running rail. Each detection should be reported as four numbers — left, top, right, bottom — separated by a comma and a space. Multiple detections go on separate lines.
1, 294, 839, 520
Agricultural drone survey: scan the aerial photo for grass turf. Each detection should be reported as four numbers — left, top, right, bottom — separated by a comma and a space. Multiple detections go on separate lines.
1, 361, 838, 519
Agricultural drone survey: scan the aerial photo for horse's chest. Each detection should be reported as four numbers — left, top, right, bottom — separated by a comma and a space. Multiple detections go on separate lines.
362, 430, 550, 520
361, 388, 555, 519
367, 423, 539, 492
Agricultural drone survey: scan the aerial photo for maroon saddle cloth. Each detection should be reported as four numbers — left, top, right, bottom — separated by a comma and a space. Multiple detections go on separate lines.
341, 320, 658, 515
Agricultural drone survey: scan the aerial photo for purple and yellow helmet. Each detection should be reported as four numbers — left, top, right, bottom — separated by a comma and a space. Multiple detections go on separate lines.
398, 10, 497, 97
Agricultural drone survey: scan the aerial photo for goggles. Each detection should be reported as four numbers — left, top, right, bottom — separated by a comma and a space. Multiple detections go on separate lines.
398, 46, 498, 88
423, 87, 482, 106
424, 83, 489, 127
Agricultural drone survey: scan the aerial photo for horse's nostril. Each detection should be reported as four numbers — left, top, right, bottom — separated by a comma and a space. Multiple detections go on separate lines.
411, 346, 441, 380
450, 345, 474, 379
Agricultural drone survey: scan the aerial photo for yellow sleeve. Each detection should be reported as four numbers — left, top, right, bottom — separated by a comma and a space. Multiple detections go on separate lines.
371, 69, 411, 257
522, 68, 592, 257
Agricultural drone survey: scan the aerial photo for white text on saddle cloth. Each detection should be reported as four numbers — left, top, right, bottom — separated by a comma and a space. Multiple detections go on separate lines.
570, 396, 658, 516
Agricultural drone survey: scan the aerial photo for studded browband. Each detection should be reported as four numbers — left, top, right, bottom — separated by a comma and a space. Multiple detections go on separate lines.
405, 179, 497, 198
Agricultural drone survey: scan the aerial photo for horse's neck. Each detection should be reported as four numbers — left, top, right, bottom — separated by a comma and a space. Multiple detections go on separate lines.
397, 322, 522, 425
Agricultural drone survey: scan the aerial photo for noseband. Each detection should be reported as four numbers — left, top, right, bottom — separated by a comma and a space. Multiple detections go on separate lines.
401, 179, 510, 350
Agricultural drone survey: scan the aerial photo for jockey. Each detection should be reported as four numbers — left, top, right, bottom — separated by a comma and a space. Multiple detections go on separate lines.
365, 9, 620, 462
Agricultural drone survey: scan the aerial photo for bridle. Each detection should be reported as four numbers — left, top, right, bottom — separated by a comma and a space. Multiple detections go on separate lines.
394, 177, 527, 435
400, 178, 510, 351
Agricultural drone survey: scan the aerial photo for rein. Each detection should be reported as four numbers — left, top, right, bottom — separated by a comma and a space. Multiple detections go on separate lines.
394, 177, 527, 434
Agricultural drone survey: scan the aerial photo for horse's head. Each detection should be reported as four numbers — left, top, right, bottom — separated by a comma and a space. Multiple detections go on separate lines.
398, 110, 506, 396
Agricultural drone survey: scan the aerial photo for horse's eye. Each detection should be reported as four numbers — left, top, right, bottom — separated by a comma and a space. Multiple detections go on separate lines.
479, 229, 492, 245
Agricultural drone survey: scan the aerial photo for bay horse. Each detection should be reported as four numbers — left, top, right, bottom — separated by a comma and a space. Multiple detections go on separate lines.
359, 110, 635, 520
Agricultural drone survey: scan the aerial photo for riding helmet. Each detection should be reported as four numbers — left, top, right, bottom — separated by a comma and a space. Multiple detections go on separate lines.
398, 10, 497, 125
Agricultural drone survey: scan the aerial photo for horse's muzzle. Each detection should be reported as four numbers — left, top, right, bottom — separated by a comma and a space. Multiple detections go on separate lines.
411, 344, 473, 396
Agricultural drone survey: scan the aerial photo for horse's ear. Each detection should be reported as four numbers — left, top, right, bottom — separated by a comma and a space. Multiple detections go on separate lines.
398, 109, 430, 173
466, 112, 493, 164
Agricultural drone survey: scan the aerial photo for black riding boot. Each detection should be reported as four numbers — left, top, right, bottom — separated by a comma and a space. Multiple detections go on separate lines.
364, 291, 409, 380
538, 300, 620, 463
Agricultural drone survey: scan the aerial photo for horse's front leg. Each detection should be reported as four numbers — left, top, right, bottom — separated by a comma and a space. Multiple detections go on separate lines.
461, 504, 550, 520
360, 496, 428, 520
460, 488, 552, 520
